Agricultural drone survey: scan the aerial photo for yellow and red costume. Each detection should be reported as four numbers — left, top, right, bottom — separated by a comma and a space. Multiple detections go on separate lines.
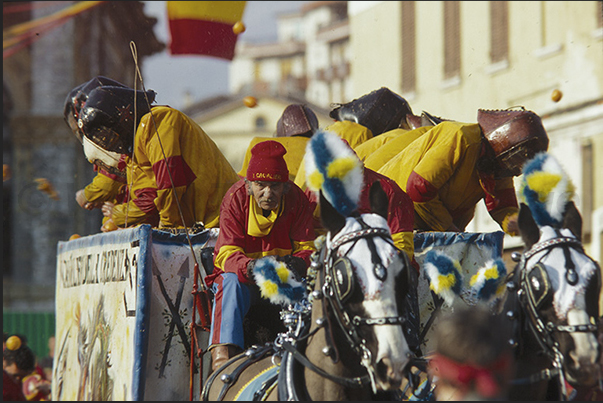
378, 121, 518, 233
111, 106, 239, 229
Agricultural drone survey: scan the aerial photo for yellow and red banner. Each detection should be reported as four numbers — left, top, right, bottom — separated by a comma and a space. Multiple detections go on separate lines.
167, 1, 246, 60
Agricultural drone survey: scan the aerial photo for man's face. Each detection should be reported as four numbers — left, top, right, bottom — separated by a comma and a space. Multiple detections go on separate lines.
249, 181, 287, 211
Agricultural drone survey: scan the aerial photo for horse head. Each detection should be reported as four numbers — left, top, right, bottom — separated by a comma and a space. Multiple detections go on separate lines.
317, 180, 413, 392
515, 200, 601, 387
510, 152, 601, 389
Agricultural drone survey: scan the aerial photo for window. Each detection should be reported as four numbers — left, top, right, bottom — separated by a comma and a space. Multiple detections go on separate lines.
255, 116, 266, 131
443, 1, 461, 79
490, 1, 509, 64
582, 142, 593, 241
401, 1, 416, 93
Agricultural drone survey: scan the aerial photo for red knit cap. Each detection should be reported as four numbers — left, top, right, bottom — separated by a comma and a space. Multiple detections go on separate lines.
246, 140, 289, 182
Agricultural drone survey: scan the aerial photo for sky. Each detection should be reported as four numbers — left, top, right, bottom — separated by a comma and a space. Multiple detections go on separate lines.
141, 1, 309, 110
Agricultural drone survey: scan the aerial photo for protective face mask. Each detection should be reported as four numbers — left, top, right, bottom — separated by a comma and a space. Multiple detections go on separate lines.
83, 136, 122, 171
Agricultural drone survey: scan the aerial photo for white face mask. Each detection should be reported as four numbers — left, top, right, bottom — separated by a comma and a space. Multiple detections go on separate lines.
83, 136, 122, 169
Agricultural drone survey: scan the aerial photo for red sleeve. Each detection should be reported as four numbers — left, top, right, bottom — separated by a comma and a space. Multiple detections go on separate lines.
405, 170, 439, 202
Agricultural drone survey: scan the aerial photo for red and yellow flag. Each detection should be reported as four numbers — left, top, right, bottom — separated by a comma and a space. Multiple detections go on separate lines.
167, 1, 246, 60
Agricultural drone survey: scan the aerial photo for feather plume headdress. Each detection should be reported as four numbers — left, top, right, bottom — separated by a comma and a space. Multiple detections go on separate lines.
252, 256, 306, 306
304, 129, 364, 216
424, 250, 507, 306
518, 152, 575, 227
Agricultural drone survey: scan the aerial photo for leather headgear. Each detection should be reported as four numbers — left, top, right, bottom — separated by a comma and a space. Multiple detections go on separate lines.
276, 104, 319, 138
246, 141, 289, 182
329, 87, 413, 136
63, 76, 127, 143
478, 108, 549, 177
79, 85, 156, 155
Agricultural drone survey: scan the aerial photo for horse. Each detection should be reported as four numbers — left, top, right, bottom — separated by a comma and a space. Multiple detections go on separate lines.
420, 152, 602, 400
498, 200, 602, 400
201, 181, 418, 401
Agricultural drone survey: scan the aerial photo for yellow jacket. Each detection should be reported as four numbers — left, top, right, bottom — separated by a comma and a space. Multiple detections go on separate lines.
363, 126, 431, 172
378, 121, 518, 232
353, 128, 408, 163
112, 106, 239, 229
294, 121, 373, 189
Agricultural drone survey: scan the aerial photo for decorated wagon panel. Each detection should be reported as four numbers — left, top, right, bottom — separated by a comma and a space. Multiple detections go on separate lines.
53, 225, 216, 401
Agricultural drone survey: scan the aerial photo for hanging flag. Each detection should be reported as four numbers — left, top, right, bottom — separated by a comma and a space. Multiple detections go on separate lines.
167, 1, 247, 60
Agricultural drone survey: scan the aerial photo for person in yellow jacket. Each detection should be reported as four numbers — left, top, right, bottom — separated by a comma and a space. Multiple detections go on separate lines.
73, 79, 239, 230
294, 87, 414, 190
238, 104, 319, 182
378, 109, 549, 234
64, 76, 146, 230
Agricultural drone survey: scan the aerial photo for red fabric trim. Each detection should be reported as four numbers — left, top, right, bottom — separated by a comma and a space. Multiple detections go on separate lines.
98, 168, 126, 183
168, 19, 238, 60
211, 275, 224, 344
133, 188, 158, 214
492, 187, 518, 210
406, 171, 438, 202
430, 353, 511, 398
152, 155, 197, 190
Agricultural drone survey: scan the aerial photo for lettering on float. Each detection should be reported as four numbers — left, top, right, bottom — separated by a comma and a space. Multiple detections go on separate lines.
60, 248, 137, 288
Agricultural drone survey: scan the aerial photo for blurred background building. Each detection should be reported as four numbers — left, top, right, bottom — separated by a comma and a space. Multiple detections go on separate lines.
225, 1, 603, 267
3, 0, 602, 357
3, 0, 163, 357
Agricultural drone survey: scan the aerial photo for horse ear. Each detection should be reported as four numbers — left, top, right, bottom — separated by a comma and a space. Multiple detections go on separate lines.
518, 203, 540, 249
319, 190, 346, 234
562, 201, 582, 241
369, 180, 389, 220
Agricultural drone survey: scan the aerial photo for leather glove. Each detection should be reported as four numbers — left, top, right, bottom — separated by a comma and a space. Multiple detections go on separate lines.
245, 259, 257, 281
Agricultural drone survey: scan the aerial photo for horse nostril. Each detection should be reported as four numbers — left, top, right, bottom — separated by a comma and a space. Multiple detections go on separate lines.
376, 358, 403, 388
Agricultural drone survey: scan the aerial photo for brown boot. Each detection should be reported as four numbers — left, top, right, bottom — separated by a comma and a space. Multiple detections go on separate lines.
210, 345, 240, 373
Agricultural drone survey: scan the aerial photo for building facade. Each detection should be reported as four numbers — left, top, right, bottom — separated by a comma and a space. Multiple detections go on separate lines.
228, 1, 603, 262
3, 1, 163, 310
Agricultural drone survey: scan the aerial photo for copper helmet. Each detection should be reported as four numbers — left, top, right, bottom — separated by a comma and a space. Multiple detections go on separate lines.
276, 104, 319, 138
477, 108, 549, 177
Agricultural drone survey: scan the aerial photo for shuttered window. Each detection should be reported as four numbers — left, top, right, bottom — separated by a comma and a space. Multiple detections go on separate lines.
401, 1, 416, 93
444, 1, 461, 79
490, 1, 509, 63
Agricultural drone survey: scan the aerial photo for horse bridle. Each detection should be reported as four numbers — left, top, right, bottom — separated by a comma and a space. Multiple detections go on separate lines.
508, 234, 599, 397
283, 216, 411, 394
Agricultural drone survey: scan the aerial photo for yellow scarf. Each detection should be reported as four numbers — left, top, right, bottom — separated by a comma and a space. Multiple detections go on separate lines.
247, 195, 284, 237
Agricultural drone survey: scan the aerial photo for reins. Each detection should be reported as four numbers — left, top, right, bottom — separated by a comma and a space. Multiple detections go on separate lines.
508, 235, 599, 399
285, 216, 409, 395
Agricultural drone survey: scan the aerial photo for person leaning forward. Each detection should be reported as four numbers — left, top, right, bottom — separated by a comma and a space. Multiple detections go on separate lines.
378, 108, 549, 234
72, 78, 239, 231
204, 140, 316, 372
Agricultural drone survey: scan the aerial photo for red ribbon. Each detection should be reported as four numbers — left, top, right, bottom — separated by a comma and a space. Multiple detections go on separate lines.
429, 353, 512, 398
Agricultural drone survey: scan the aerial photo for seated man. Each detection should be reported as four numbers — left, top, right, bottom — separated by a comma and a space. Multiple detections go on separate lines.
238, 104, 319, 181
70, 78, 240, 230
378, 109, 550, 235
205, 141, 316, 372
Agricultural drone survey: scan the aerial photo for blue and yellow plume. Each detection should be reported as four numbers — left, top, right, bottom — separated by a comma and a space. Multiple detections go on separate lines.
423, 250, 463, 307
469, 258, 507, 302
304, 129, 363, 216
519, 152, 575, 227
252, 256, 306, 306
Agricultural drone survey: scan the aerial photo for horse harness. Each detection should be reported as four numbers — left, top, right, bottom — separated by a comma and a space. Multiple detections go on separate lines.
505, 232, 599, 398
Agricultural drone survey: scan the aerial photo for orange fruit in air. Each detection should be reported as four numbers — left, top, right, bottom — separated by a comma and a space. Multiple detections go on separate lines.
6, 335, 22, 350
551, 89, 562, 102
233, 21, 246, 35
243, 96, 258, 108
69, 234, 81, 241
3, 164, 11, 181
